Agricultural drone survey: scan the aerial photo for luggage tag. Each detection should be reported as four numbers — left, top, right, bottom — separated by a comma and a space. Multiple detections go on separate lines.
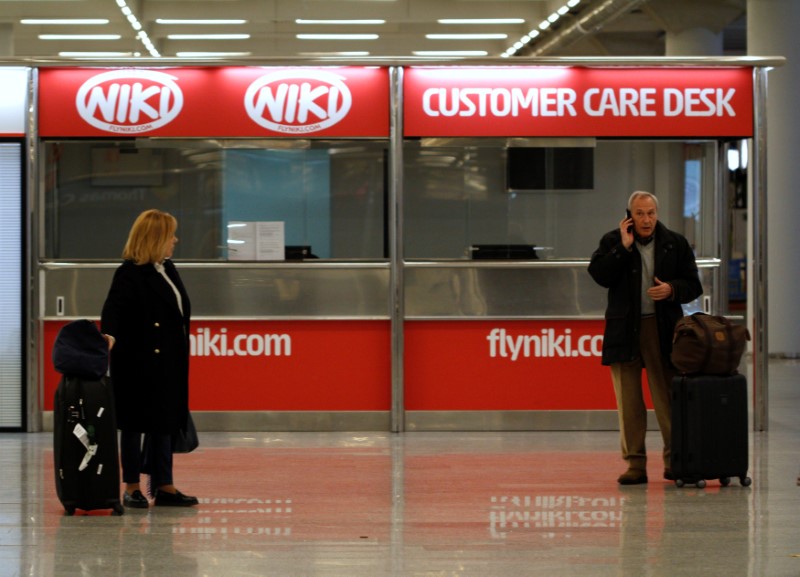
72, 423, 98, 471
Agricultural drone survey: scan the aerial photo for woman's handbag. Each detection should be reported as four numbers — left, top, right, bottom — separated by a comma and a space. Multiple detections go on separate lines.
172, 412, 199, 453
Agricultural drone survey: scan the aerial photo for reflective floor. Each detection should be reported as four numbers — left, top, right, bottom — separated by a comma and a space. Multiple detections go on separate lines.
2, 360, 799, 577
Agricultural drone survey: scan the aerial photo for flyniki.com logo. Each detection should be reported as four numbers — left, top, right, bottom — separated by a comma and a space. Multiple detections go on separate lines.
190, 328, 291, 357
244, 70, 353, 134
76, 70, 184, 134
487, 328, 603, 361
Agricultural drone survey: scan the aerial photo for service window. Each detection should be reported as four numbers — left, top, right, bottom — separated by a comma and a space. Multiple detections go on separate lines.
42, 139, 388, 261
403, 139, 717, 260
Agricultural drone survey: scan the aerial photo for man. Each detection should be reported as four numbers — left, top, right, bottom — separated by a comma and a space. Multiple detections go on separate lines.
588, 191, 703, 485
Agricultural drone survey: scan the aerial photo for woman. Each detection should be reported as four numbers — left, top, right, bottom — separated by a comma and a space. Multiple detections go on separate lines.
101, 209, 198, 508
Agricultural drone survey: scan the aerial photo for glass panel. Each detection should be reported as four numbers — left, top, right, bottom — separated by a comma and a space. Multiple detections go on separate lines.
42, 140, 388, 260
403, 140, 718, 260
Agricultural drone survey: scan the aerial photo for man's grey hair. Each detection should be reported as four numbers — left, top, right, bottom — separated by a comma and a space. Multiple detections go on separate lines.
627, 190, 659, 210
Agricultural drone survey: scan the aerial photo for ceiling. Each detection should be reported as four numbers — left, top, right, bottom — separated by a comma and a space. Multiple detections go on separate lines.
0, 0, 747, 62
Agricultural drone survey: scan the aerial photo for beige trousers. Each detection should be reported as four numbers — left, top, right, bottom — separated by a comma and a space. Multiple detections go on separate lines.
610, 316, 674, 471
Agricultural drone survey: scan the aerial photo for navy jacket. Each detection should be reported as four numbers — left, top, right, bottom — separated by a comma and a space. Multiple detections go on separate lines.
101, 259, 191, 434
588, 221, 703, 366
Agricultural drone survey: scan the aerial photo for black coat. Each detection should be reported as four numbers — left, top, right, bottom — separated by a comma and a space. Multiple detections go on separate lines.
101, 259, 191, 434
587, 221, 703, 366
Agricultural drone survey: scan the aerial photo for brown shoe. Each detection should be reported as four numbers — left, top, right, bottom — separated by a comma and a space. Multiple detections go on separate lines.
618, 469, 648, 485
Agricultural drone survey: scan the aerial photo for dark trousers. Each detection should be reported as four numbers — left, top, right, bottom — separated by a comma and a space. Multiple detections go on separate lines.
120, 431, 173, 489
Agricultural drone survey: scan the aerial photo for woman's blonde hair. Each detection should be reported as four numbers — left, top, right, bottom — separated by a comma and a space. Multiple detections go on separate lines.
122, 209, 177, 265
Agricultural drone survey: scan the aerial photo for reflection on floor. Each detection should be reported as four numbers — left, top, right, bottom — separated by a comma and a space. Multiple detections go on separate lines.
2, 359, 799, 577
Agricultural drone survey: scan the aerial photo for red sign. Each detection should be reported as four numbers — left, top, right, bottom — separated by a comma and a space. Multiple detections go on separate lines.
404, 319, 650, 411
404, 67, 753, 137
38, 67, 390, 137
43, 320, 391, 411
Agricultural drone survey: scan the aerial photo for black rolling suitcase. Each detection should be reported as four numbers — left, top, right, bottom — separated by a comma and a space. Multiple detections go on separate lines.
52, 320, 123, 515
53, 375, 124, 515
670, 373, 752, 488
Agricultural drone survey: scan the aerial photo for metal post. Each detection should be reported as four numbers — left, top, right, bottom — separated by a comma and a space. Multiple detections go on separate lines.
751, 67, 769, 431
389, 66, 405, 433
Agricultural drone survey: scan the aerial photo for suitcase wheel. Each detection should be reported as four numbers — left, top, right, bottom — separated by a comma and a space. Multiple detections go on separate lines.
675, 479, 685, 488
720, 477, 731, 487
112, 502, 125, 516
63, 506, 76, 516
740, 476, 752, 487
695, 479, 707, 489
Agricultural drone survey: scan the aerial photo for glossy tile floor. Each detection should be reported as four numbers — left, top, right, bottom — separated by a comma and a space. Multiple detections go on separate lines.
2, 360, 799, 577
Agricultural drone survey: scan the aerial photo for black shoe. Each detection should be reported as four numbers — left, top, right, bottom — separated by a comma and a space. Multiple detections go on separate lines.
154, 489, 199, 507
123, 490, 149, 509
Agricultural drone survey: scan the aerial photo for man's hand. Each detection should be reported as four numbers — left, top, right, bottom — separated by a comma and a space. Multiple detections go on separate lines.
647, 277, 673, 301
620, 215, 634, 249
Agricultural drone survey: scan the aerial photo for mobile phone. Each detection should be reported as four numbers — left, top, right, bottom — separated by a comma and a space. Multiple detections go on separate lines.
625, 209, 633, 233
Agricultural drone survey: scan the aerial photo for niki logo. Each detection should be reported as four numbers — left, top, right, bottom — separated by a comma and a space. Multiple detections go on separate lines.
244, 70, 352, 134
75, 70, 184, 133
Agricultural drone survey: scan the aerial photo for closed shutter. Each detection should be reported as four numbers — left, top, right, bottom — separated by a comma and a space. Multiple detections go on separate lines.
0, 142, 22, 428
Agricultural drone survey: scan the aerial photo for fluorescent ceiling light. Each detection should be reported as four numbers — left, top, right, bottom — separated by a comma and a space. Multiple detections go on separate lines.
413, 50, 489, 56
157, 19, 247, 25
22, 19, 109, 25
113, 0, 159, 57
39, 34, 121, 40
297, 34, 379, 40
437, 19, 525, 25
168, 34, 250, 40
176, 52, 253, 57
59, 52, 135, 57
296, 19, 385, 25
299, 51, 371, 56
426, 33, 508, 40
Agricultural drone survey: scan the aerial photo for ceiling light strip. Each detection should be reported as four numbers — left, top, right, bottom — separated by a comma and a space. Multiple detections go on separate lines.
296, 19, 386, 25
502, 0, 581, 57
437, 19, 525, 25
156, 19, 247, 25
168, 34, 250, 40
40, 34, 121, 40
413, 51, 489, 56
427, 33, 508, 40
115, 0, 159, 57
22, 19, 109, 25
297, 34, 379, 40
176, 52, 253, 58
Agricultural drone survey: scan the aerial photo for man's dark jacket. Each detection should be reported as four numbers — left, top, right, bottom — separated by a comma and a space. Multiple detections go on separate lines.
588, 221, 703, 366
